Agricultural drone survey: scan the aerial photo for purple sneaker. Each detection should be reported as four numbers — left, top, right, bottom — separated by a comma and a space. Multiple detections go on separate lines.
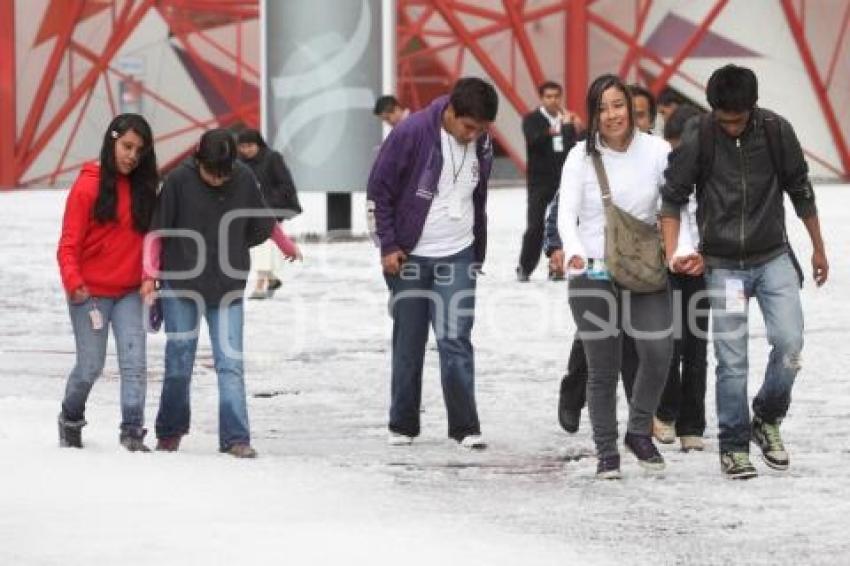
596, 454, 621, 479
624, 432, 665, 471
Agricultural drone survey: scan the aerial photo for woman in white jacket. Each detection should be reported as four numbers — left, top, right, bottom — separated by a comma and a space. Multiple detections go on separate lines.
557, 74, 694, 479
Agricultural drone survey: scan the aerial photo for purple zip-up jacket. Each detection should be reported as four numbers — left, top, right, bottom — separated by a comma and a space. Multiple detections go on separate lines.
366, 95, 494, 264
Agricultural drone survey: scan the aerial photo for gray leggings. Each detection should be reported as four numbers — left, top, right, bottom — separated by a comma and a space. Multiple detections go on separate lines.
568, 275, 673, 458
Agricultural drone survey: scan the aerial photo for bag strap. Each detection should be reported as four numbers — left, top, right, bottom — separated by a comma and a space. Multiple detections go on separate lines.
590, 152, 613, 207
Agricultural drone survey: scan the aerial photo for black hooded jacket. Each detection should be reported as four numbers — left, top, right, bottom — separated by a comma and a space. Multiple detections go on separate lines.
152, 159, 276, 304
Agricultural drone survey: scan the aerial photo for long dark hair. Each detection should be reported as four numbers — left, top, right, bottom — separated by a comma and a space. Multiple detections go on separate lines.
94, 113, 158, 232
585, 74, 635, 156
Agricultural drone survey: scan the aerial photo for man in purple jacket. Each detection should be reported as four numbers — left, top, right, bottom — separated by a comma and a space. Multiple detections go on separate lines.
366, 77, 498, 449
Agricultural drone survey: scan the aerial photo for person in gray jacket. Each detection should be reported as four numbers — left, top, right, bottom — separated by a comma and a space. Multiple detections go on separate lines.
660, 64, 828, 479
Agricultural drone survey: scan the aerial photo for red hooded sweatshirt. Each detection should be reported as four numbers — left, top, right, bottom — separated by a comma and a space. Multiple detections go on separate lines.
57, 163, 144, 297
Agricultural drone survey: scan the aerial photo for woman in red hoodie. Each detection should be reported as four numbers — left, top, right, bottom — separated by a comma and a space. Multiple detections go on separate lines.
56, 114, 159, 451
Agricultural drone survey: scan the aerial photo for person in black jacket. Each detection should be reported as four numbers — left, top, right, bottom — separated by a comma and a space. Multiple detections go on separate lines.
516, 81, 581, 281
236, 129, 302, 298
660, 65, 829, 479
150, 129, 277, 458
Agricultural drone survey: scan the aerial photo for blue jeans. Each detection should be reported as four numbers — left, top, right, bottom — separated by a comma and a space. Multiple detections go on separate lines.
154, 292, 250, 450
706, 252, 804, 453
61, 292, 146, 433
384, 246, 480, 441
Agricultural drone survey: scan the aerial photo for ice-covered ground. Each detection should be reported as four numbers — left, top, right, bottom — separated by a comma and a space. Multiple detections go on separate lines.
1, 185, 849, 565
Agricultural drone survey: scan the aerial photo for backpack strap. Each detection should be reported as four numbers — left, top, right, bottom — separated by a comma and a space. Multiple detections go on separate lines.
759, 109, 786, 189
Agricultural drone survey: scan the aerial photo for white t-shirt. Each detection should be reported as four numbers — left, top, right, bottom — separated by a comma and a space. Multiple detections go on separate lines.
411, 129, 479, 257
556, 131, 693, 265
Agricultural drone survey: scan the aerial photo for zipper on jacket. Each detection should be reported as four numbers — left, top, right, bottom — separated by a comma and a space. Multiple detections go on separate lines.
737, 137, 747, 268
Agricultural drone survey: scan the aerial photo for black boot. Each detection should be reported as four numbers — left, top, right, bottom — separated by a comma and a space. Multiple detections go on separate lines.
558, 374, 584, 433
58, 412, 86, 448
120, 427, 151, 452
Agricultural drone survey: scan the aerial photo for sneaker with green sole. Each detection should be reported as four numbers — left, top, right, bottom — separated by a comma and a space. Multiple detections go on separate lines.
751, 416, 789, 470
720, 451, 758, 479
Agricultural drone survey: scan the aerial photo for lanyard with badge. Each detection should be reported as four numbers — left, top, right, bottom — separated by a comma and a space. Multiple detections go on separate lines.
446, 131, 469, 219
544, 109, 564, 153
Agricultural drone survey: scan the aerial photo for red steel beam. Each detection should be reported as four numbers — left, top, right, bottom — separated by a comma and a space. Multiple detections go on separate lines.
650, 0, 728, 95
184, 18, 260, 79
618, 0, 653, 79
51, 84, 96, 184
16, 0, 86, 165
502, 0, 545, 88
566, 0, 588, 122
398, 5, 436, 48
69, 41, 209, 129
103, 70, 118, 116
24, 102, 258, 186
588, 13, 678, 79
0, 0, 16, 186
158, 11, 244, 121
431, 0, 531, 115
449, 1, 504, 21
400, 2, 565, 64
18, 0, 153, 180
825, 1, 850, 88
781, 0, 850, 177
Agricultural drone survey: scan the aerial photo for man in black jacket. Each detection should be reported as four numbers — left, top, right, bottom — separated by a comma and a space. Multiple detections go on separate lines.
660, 65, 829, 479
516, 81, 581, 281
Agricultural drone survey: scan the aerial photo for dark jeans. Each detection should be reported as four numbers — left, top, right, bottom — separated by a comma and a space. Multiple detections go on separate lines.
384, 246, 480, 441
155, 291, 250, 450
518, 182, 558, 276
568, 275, 673, 458
656, 273, 709, 436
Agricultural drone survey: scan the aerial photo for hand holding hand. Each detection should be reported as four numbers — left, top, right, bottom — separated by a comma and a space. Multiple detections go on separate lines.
671, 253, 705, 276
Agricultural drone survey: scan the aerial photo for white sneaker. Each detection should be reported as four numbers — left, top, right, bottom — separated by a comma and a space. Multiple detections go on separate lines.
652, 417, 676, 444
679, 435, 704, 452
388, 432, 413, 446
459, 434, 487, 450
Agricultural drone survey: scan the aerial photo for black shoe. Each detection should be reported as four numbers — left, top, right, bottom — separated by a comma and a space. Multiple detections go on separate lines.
751, 416, 789, 470
624, 432, 665, 471
720, 451, 758, 479
58, 413, 86, 448
515, 266, 529, 282
558, 375, 582, 433
120, 427, 151, 453
267, 277, 282, 292
596, 454, 621, 479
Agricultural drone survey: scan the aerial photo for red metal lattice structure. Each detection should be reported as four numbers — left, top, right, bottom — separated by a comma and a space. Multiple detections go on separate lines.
397, 0, 850, 179
3, 1, 849, 187
0, 0, 260, 188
